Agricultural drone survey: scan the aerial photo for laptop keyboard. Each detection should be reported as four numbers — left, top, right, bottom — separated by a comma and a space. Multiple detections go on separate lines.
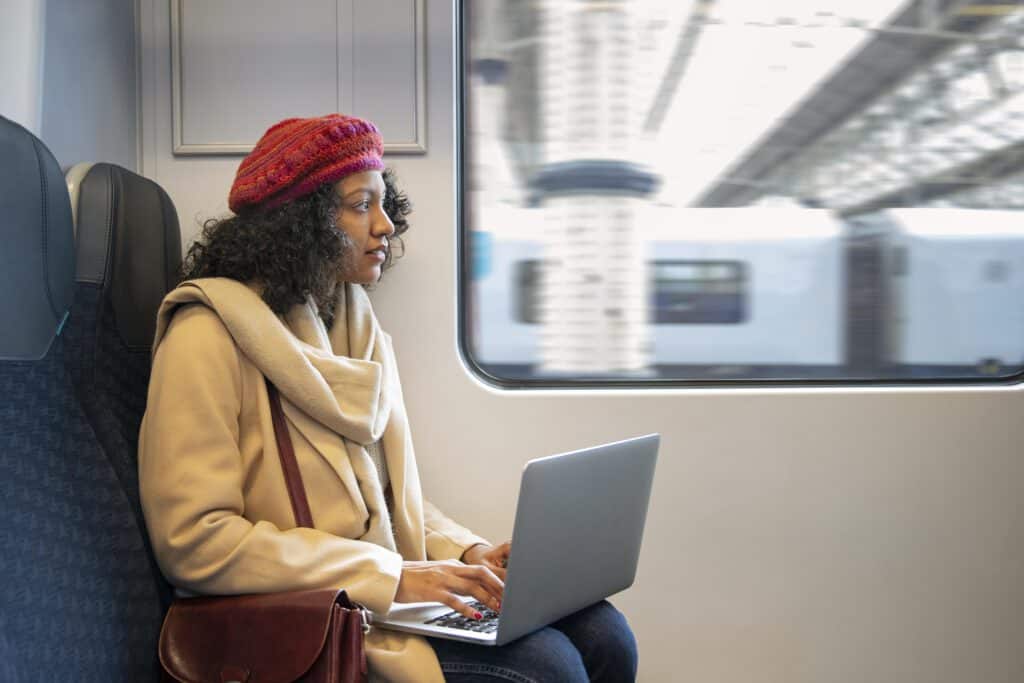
424, 601, 500, 634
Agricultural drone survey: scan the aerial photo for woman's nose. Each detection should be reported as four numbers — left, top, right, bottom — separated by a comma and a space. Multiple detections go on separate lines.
375, 208, 396, 237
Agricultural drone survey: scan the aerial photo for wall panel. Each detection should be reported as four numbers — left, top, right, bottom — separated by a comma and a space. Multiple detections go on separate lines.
171, 0, 424, 154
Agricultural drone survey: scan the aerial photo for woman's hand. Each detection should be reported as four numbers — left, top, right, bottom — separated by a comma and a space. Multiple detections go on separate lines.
396, 560, 504, 619
461, 541, 511, 581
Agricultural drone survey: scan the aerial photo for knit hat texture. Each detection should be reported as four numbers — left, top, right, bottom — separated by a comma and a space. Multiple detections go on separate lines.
228, 114, 384, 213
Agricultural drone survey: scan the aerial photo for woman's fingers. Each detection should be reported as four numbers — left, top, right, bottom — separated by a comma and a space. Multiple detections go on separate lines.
454, 564, 504, 602
485, 562, 507, 582
449, 576, 502, 613
433, 589, 481, 620
398, 560, 505, 619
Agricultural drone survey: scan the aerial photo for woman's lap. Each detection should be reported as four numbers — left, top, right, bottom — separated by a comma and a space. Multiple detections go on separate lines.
427, 601, 637, 683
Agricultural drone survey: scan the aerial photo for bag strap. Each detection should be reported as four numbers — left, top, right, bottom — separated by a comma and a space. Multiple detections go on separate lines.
264, 380, 372, 637
265, 378, 315, 528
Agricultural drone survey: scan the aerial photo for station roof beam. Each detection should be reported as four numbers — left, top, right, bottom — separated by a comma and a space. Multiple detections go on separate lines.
694, 0, 1019, 209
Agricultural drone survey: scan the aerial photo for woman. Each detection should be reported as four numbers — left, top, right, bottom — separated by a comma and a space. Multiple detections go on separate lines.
139, 114, 637, 682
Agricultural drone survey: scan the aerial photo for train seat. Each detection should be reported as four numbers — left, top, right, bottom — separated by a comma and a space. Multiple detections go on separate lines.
63, 162, 182, 611
0, 116, 165, 681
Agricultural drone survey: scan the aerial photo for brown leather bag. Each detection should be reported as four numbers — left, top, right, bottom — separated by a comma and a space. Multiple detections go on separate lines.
158, 379, 370, 683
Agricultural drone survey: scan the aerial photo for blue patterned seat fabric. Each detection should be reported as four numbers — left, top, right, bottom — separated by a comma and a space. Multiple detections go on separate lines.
0, 116, 165, 681
63, 163, 182, 611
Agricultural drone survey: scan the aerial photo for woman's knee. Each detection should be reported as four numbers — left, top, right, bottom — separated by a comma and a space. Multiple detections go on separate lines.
553, 601, 638, 682
512, 628, 589, 683
433, 627, 589, 683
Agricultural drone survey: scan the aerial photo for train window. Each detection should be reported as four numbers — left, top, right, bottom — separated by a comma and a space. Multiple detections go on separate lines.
515, 260, 747, 325
652, 261, 746, 324
460, 1, 1024, 386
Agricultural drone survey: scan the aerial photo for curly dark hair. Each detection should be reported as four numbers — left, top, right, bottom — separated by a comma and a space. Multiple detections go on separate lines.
180, 168, 412, 325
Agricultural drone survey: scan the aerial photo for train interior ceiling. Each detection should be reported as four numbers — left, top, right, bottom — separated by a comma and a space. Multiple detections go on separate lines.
2, 1, 1023, 682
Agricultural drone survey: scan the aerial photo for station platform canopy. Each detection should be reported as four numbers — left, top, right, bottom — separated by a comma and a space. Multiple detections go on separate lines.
690, 1, 1024, 213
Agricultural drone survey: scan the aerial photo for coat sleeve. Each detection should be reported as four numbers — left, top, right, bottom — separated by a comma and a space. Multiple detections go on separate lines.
138, 304, 403, 614
422, 499, 491, 562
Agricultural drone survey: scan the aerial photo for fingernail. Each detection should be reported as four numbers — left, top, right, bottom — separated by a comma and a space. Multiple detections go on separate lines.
474, 612, 483, 620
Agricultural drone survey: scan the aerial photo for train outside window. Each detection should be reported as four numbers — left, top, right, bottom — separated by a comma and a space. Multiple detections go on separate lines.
459, 0, 1024, 386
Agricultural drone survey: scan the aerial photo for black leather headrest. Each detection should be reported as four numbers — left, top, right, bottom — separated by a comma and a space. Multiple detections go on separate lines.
72, 163, 182, 350
0, 116, 76, 360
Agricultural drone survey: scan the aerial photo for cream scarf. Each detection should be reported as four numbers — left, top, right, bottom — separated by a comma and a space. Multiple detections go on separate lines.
153, 276, 408, 553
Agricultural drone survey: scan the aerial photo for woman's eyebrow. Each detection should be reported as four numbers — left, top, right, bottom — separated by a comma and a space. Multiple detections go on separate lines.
342, 186, 381, 199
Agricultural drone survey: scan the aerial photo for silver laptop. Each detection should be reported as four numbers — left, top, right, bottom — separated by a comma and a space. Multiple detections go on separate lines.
373, 434, 659, 646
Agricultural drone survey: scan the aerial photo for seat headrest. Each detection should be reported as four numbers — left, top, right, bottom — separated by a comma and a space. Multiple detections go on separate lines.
70, 163, 182, 350
64, 162, 95, 234
0, 116, 76, 360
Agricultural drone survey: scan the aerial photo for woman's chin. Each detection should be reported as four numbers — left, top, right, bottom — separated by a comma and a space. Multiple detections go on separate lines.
342, 266, 381, 286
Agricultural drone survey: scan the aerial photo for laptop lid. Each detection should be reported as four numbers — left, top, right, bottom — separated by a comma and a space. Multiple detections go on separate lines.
495, 434, 659, 645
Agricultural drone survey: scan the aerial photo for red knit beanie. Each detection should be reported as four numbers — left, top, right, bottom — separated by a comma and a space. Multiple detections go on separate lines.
228, 114, 384, 213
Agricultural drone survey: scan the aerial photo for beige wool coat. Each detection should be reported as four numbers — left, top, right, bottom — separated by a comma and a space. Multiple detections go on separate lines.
139, 277, 489, 683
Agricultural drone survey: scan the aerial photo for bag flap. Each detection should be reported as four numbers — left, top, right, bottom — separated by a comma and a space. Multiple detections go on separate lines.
159, 588, 357, 683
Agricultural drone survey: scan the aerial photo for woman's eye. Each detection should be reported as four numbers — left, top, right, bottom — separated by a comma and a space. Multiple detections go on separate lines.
352, 200, 370, 211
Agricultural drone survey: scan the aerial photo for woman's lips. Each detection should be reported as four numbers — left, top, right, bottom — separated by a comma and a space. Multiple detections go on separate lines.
366, 249, 386, 262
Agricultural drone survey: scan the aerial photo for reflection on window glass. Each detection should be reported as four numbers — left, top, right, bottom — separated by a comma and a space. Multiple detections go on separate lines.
462, 0, 1024, 384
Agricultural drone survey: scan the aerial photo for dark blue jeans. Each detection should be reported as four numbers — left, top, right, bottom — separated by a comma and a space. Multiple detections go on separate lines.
427, 601, 637, 682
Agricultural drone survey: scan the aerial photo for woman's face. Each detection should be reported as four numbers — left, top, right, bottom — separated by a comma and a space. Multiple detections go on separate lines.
333, 170, 396, 284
